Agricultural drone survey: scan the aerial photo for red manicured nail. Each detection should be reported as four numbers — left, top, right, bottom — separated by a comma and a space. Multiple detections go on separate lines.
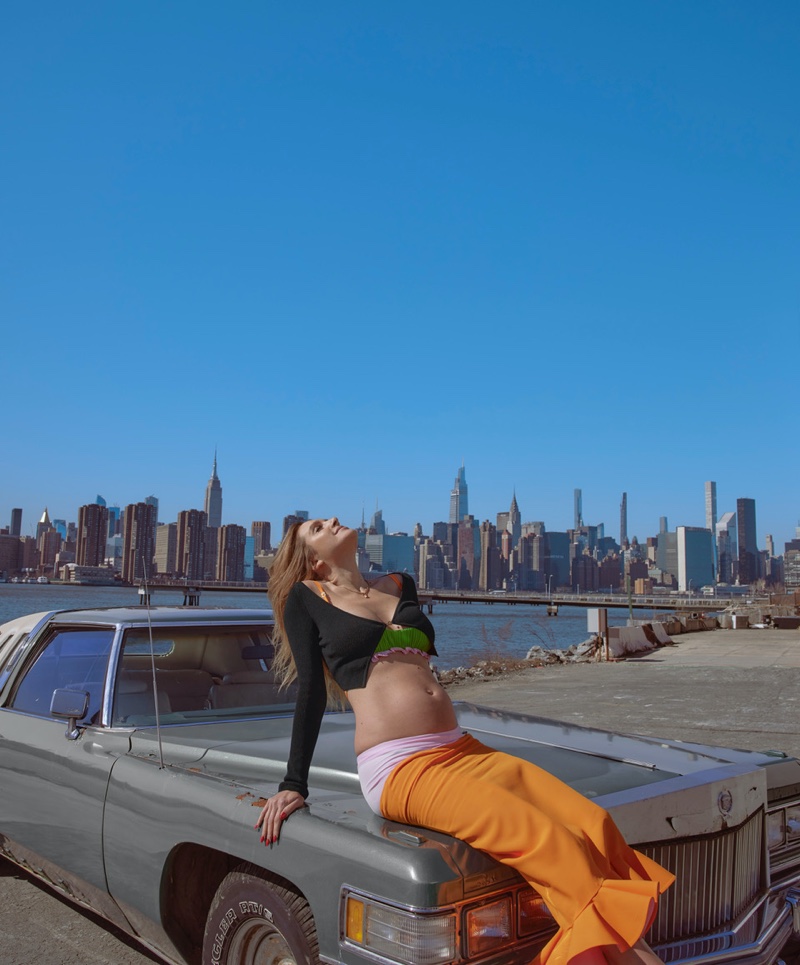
280, 811, 287, 820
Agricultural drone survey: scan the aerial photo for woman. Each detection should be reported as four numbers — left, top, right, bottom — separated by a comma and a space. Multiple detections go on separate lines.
256, 517, 673, 965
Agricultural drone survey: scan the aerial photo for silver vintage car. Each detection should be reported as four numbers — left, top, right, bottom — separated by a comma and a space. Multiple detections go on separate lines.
1, 605, 799, 965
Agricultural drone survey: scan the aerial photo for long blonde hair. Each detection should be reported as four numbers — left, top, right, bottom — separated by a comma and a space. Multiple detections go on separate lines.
267, 521, 346, 707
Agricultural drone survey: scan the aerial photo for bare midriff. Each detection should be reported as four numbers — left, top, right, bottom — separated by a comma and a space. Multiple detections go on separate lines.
346, 649, 458, 756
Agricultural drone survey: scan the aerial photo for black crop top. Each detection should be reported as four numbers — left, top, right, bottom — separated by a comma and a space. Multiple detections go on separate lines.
278, 572, 436, 798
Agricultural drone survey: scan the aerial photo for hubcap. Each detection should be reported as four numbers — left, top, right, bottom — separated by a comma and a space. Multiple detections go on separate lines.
228, 919, 297, 965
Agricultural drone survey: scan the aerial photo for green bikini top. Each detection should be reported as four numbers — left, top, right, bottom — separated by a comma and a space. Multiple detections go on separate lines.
372, 625, 434, 662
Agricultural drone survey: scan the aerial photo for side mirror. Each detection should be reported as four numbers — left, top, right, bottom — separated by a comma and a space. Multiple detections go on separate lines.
51, 688, 90, 741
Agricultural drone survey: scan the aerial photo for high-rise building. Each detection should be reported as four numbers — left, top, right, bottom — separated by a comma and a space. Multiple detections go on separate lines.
736, 498, 758, 585
121, 502, 157, 583
144, 495, 159, 527
282, 511, 309, 539
217, 524, 247, 582
704, 482, 717, 533
619, 493, 628, 547
677, 526, 715, 592
364, 533, 414, 574
154, 523, 178, 576
449, 463, 468, 524
478, 521, 500, 591
251, 521, 272, 555
10, 508, 22, 537
508, 492, 521, 550
36, 508, 52, 544
574, 489, 583, 530
716, 512, 737, 584
204, 526, 219, 581
456, 515, 480, 589
204, 452, 223, 530
95, 495, 107, 507
39, 529, 62, 573
705, 481, 718, 576
176, 510, 207, 581
659, 516, 669, 534
370, 506, 386, 535
77, 503, 110, 567
107, 506, 121, 538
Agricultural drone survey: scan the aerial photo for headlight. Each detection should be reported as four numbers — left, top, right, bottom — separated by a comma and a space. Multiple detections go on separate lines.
518, 887, 555, 937
464, 896, 513, 957
768, 810, 786, 851
344, 893, 456, 965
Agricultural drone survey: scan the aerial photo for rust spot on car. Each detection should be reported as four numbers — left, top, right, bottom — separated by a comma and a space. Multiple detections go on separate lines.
251, 798, 268, 808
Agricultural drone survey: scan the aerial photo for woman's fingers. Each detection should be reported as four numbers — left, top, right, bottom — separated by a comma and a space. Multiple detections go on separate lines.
255, 791, 305, 845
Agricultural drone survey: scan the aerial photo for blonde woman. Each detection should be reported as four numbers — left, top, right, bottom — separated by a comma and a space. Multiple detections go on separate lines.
256, 517, 673, 965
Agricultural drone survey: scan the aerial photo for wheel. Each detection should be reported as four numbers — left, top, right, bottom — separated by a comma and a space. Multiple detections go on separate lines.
203, 862, 319, 965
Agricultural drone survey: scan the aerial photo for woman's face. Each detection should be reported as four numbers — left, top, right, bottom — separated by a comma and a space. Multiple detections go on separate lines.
299, 516, 356, 566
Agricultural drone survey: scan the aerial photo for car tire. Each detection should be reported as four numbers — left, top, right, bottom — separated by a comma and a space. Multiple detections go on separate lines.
203, 862, 318, 965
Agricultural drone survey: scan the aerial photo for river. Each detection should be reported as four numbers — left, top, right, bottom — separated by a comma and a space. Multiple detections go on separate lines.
0, 583, 638, 670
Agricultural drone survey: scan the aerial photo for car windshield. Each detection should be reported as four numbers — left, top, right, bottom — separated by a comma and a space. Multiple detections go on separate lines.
112, 625, 296, 726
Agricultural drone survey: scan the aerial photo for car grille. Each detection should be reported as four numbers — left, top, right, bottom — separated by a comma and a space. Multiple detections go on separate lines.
639, 809, 764, 945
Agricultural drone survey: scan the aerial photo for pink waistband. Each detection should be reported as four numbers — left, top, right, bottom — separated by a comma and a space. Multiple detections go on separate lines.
357, 725, 464, 814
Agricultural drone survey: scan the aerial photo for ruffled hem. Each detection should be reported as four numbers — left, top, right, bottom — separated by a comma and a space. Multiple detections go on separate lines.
535, 857, 675, 965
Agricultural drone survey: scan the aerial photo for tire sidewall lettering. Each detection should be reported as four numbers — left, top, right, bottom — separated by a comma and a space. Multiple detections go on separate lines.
211, 908, 239, 965
239, 900, 274, 921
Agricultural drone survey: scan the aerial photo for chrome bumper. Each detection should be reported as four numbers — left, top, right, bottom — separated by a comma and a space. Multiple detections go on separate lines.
654, 889, 800, 965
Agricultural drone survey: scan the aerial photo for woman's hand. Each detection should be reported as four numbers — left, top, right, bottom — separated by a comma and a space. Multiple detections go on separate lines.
255, 790, 306, 845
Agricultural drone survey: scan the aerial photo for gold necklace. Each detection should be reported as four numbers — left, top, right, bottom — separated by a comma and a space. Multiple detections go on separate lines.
331, 579, 371, 598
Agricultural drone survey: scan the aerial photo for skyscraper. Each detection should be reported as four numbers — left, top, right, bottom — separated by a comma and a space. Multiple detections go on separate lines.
77, 503, 110, 567
619, 493, 628, 547
251, 521, 272, 555
574, 489, 583, 530
121, 502, 157, 583
176, 509, 207, 581
704, 481, 717, 532
736, 498, 758, 585
508, 491, 521, 550
716, 512, 737, 584
449, 463, 468, 524
10, 508, 22, 537
217, 524, 247, 582
144, 495, 159, 527
204, 452, 223, 530
705, 481, 718, 579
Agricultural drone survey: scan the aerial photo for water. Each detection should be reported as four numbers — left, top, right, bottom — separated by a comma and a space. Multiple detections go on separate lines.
0, 584, 636, 670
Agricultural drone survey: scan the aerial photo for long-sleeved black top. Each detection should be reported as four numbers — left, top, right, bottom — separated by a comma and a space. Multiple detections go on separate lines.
278, 573, 437, 798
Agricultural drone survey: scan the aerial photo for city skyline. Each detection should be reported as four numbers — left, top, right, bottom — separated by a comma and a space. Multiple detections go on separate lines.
2, 458, 795, 550
3, 3, 798, 548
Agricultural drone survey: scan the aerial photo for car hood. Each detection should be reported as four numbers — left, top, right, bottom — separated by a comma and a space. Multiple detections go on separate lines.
126, 700, 787, 805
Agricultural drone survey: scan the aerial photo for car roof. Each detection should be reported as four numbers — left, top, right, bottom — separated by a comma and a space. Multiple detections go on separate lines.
2, 607, 274, 634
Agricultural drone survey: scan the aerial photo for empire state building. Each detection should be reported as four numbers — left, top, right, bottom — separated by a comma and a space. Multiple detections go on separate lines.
204, 452, 223, 529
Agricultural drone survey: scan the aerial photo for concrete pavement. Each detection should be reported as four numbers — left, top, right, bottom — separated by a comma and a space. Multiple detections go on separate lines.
447, 627, 800, 760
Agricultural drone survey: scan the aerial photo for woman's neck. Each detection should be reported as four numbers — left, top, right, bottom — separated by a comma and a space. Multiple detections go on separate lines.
319, 560, 369, 592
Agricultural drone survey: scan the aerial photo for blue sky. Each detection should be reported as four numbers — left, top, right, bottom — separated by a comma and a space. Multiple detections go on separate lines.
2, 2, 798, 546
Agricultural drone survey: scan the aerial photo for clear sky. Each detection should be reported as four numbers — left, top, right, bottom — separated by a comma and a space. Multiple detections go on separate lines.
2, 2, 798, 547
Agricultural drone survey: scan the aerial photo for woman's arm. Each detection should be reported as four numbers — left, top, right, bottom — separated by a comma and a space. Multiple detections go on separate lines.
256, 584, 327, 844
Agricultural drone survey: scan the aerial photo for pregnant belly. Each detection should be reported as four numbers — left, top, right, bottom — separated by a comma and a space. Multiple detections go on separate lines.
349, 657, 458, 755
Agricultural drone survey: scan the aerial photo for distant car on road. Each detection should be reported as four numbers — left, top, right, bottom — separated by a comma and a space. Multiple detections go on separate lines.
1, 605, 800, 965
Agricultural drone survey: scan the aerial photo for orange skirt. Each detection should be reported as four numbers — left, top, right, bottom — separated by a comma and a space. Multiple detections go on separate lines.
380, 733, 674, 965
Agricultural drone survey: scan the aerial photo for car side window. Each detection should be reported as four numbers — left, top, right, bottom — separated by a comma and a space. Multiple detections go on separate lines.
10, 627, 115, 723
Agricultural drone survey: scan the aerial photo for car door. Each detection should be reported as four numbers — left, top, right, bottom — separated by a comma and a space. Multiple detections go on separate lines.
0, 623, 131, 922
